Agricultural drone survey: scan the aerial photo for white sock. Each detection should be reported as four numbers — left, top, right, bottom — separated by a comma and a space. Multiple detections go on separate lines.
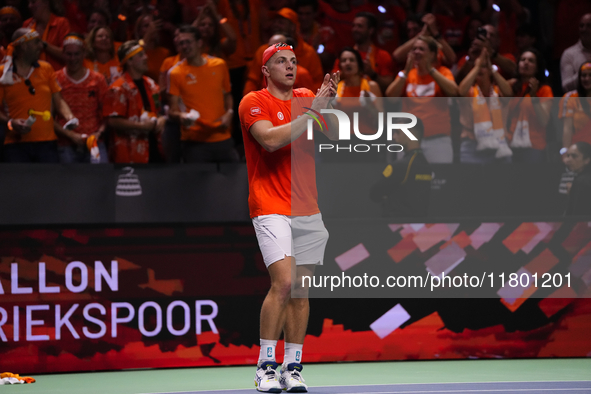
284, 342, 303, 365
258, 339, 277, 365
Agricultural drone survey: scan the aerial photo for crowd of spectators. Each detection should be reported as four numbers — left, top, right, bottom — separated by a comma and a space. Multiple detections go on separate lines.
0, 0, 591, 166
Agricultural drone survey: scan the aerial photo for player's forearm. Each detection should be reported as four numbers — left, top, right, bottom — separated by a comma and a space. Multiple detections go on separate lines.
260, 116, 309, 152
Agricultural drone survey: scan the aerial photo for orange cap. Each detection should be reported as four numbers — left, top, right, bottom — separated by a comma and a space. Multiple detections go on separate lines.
275, 8, 299, 27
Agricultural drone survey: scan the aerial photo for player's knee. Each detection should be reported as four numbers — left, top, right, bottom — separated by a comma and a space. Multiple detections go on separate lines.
271, 277, 292, 300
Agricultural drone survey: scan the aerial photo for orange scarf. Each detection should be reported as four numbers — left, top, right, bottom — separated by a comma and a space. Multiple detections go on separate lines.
472, 85, 512, 157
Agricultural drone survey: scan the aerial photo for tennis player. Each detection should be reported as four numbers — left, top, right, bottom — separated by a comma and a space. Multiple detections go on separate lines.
238, 42, 338, 392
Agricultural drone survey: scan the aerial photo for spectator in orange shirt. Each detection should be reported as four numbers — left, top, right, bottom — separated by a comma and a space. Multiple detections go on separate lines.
103, 40, 166, 163
333, 47, 382, 146
386, 35, 459, 163
134, 13, 170, 82
560, 63, 591, 153
0, 6, 22, 49
84, 26, 121, 85
23, 0, 70, 70
506, 48, 553, 163
55, 33, 109, 163
244, 8, 323, 95
168, 25, 238, 163
0, 28, 78, 162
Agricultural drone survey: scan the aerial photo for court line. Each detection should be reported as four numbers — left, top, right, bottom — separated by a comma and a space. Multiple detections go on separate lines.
137, 381, 591, 394
345, 389, 590, 394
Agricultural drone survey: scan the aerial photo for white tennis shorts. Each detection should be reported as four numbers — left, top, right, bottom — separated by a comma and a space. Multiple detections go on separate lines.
252, 213, 329, 267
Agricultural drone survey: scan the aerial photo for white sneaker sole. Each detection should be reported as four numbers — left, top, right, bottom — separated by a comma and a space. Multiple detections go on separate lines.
255, 381, 282, 393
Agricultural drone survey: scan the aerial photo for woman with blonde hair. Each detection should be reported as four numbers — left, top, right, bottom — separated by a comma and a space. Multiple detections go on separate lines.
84, 26, 121, 85
386, 35, 459, 163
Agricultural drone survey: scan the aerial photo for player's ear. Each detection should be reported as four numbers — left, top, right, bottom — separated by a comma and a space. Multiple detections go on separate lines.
262, 65, 270, 78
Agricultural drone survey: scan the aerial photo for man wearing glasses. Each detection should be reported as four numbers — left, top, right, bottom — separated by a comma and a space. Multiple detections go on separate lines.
168, 25, 238, 163
0, 28, 77, 163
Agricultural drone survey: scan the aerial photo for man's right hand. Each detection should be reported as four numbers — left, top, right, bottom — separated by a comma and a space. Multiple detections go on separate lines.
10, 118, 32, 135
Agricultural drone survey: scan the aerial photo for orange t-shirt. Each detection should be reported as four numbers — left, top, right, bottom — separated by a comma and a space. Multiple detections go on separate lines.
402, 66, 455, 138
560, 91, 591, 145
238, 88, 319, 218
103, 72, 161, 163
160, 54, 182, 74
84, 57, 121, 85
55, 68, 108, 145
168, 56, 232, 143
0, 61, 61, 144
507, 84, 553, 150
24, 14, 71, 70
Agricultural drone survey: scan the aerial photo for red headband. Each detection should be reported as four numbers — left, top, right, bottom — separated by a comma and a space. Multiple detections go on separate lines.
262, 42, 294, 66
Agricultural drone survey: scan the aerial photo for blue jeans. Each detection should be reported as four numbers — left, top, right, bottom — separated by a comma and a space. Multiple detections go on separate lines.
58, 142, 109, 163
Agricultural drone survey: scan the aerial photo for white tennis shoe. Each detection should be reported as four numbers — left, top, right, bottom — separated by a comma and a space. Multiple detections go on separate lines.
279, 363, 308, 392
255, 361, 282, 393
